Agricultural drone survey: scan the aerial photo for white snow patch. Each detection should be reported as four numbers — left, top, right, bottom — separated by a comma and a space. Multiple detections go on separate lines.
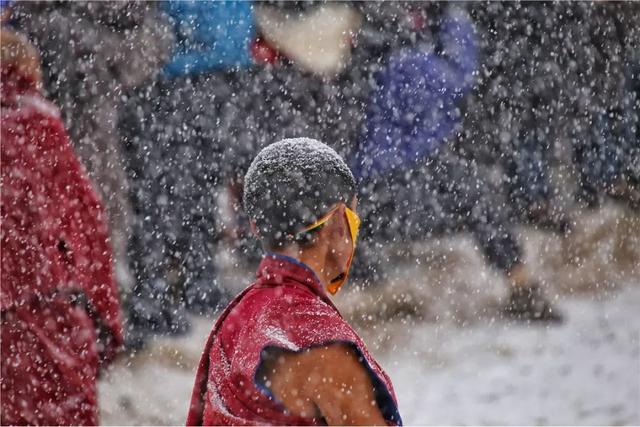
263, 325, 300, 352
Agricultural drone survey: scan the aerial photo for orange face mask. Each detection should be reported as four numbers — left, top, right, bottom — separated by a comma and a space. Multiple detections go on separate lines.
296, 203, 361, 295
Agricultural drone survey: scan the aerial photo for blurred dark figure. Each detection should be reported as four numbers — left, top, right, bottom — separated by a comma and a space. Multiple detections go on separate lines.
1, 28, 122, 425
11, 1, 174, 295
350, 2, 561, 321
120, 1, 255, 346
627, 57, 640, 202
466, 3, 569, 230
469, 2, 639, 221
562, 3, 640, 209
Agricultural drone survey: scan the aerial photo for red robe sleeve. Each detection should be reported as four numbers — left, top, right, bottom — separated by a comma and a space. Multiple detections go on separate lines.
1, 95, 123, 362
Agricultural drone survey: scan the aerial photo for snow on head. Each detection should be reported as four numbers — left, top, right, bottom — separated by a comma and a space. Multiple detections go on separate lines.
243, 137, 356, 247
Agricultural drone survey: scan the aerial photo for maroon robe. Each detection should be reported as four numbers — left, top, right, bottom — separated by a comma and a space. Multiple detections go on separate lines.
186, 254, 401, 426
1, 66, 122, 425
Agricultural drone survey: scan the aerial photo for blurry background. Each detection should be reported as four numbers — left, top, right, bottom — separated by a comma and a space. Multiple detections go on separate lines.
3, 1, 639, 424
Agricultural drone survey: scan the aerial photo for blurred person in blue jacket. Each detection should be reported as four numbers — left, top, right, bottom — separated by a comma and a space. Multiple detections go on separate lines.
352, 6, 478, 181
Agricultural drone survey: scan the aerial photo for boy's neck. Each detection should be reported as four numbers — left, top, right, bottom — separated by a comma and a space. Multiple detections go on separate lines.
273, 244, 332, 289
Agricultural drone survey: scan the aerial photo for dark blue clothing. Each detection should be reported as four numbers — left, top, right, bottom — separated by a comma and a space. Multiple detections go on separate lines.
161, 1, 254, 78
353, 7, 478, 181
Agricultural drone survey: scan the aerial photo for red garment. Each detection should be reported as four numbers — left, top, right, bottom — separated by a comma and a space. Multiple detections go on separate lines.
186, 254, 402, 426
1, 297, 99, 425
1, 76, 123, 425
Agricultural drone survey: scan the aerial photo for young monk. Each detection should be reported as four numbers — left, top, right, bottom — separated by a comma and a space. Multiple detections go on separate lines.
187, 138, 401, 425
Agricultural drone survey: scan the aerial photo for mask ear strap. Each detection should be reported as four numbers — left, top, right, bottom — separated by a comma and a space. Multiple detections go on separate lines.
295, 205, 341, 236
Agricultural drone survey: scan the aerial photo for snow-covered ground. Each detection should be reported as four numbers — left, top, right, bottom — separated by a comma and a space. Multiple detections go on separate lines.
99, 203, 640, 425
381, 285, 640, 425
99, 285, 639, 425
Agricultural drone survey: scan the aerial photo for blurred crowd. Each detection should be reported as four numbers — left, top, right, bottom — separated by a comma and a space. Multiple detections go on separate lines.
3, 1, 640, 350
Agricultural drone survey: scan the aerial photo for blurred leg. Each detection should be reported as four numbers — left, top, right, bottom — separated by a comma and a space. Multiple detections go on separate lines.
177, 151, 226, 315
122, 81, 190, 346
505, 128, 552, 218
